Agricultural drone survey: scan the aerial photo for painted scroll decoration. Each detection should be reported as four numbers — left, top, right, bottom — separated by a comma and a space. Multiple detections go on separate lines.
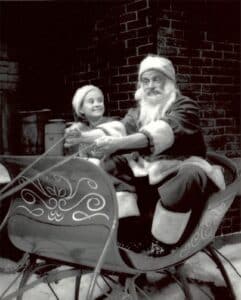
14, 174, 109, 223
179, 197, 231, 258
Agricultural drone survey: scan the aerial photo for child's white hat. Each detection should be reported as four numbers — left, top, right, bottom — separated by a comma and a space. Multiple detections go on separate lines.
72, 85, 103, 117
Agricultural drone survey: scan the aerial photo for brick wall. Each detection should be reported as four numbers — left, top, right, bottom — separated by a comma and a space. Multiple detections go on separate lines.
155, 1, 240, 158
66, 0, 240, 157
65, 0, 156, 117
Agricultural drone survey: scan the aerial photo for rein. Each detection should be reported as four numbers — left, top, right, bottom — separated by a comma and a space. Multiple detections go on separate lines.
0, 135, 97, 205
0, 135, 66, 195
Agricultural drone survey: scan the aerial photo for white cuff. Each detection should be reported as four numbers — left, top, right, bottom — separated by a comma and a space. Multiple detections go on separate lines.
151, 201, 191, 244
140, 120, 174, 155
116, 192, 140, 218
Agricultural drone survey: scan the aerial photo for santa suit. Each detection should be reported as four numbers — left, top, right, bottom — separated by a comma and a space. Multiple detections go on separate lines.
97, 91, 225, 245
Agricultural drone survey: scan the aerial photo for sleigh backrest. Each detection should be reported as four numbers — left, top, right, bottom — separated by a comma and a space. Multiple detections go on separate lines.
1, 155, 135, 273
6, 156, 116, 226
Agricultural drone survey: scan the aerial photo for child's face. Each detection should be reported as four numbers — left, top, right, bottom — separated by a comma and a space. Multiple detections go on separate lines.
80, 90, 105, 122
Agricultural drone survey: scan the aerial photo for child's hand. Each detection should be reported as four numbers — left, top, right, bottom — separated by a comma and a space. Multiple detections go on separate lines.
93, 136, 120, 157
64, 127, 82, 148
65, 123, 82, 137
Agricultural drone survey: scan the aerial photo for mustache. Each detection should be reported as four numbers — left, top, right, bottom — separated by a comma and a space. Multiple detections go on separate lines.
146, 88, 162, 95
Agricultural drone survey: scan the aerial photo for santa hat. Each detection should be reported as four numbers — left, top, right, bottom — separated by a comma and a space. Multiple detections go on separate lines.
138, 55, 176, 82
72, 85, 104, 117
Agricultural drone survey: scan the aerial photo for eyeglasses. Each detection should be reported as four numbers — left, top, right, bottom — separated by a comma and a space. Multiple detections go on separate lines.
140, 75, 165, 87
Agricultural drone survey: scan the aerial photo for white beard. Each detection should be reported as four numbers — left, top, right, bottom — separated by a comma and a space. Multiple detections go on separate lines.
138, 82, 177, 127
138, 101, 162, 127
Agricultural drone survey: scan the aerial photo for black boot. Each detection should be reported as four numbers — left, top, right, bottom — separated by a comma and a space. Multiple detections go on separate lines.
146, 238, 172, 257
117, 217, 151, 253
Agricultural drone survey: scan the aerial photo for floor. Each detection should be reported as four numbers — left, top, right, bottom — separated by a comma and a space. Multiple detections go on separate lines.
0, 233, 241, 299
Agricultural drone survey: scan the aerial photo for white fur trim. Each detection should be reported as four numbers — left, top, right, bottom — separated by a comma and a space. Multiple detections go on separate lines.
140, 120, 174, 155
0, 164, 11, 184
134, 88, 143, 101
116, 191, 140, 218
147, 156, 226, 190
151, 201, 191, 244
97, 121, 127, 137
139, 55, 176, 81
147, 159, 181, 184
127, 157, 148, 177
87, 158, 101, 166
181, 156, 226, 190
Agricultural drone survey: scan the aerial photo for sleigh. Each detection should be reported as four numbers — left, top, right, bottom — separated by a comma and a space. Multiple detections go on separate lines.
0, 151, 240, 299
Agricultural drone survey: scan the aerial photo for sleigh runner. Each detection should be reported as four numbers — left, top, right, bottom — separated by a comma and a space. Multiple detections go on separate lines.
0, 152, 240, 299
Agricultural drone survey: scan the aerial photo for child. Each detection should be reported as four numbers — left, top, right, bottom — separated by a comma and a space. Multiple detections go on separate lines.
64, 85, 120, 298
65, 84, 140, 219
64, 85, 112, 159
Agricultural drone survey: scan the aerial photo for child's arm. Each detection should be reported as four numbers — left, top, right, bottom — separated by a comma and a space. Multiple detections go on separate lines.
64, 127, 106, 148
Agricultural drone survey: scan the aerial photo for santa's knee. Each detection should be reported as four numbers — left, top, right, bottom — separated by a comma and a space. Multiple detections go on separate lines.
159, 165, 209, 212
152, 166, 210, 244
178, 165, 208, 191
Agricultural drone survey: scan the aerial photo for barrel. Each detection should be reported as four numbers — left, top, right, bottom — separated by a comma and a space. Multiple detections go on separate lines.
18, 109, 51, 155
45, 119, 66, 155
